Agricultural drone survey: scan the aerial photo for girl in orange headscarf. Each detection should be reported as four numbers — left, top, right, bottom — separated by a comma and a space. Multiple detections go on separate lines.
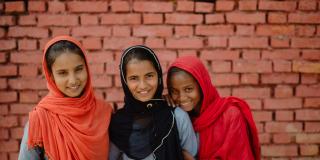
167, 56, 260, 160
18, 36, 112, 160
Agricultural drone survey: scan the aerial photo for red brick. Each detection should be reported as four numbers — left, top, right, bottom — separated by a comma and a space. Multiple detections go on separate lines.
0, 65, 17, 76
268, 12, 287, 24
296, 25, 316, 37
18, 15, 36, 25
195, 2, 214, 13
10, 52, 42, 64
133, 26, 173, 37
236, 25, 255, 35
211, 61, 231, 73
0, 40, 16, 51
296, 109, 320, 121
293, 60, 320, 73
226, 13, 266, 24
5, 1, 24, 13
92, 75, 112, 88
301, 74, 318, 84
196, 25, 234, 36
289, 13, 320, 24
262, 145, 298, 156
80, 15, 98, 25
0, 78, 7, 89
0, 28, 4, 38
305, 122, 320, 132
255, 122, 263, 133
166, 37, 203, 49
8, 27, 48, 38
112, 26, 131, 37
145, 38, 165, 49
212, 73, 239, 86
0, 91, 17, 103
38, 15, 78, 26
10, 127, 24, 139
302, 50, 320, 60
143, 14, 163, 24
174, 26, 193, 37
82, 37, 102, 50
156, 50, 177, 62
177, 50, 197, 57
0, 116, 18, 128
0, 16, 15, 26
215, 1, 235, 11
229, 37, 268, 49
299, 0, 317, 11
89, 64, 104, 75
242, 50, 260, 60
265, 122, 302, 133
259, 1, 297, 11
256, 25, 295, 36
51, 27, 71, 37
68, 1, 108, 13
292, 38, 320, 49
276, 111, 294, 121
252, 111, 272, 122
166, 13, 203, 25
10, 104, 33, 114
233, 60, 272, 73
106, 61, 119, 76
264, 98, 302, 110
0, 105, 9, 115
8, 78, 46, 90
216, 88, 231, 97
240, 73, 259, 85
48, 1, 66, 13
0, 128, 9, 139
208, 37, 227, 48
176, 1, 194, 12
104, 37, 143, 50
0, 140, 19, 152
300, 145, 319, 156
232, 87, 270, 98
20, 91, 39, 103
133, 1, 173, 13
200, 50, 240, 60
261, 73, 299, 84
275, 85, 293, 98
28, 1, 45, 12
305, 98, 320, 108
205, 14, 225, 24
296, 134, 320, 143
296, 85, 320, 97
271, 38, 290, 48
273, 133, 294, 144
262, 49, 300, 60
18, 39, 37, 50
239, 0, 257, 11
110, 1, 130, 12
259, 133, 271, 144
106, 88, 124, 102
87, 51, 114, 64
72, 26, 111, 37
101, 14, 141, 25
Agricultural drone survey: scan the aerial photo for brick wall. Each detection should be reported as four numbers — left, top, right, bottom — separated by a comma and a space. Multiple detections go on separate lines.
0, 0, 319, 159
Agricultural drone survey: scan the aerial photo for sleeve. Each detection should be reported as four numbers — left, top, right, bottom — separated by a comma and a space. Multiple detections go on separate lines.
174, 107, 198, 156
109, 141, 122, 160
18, 121, 43, 160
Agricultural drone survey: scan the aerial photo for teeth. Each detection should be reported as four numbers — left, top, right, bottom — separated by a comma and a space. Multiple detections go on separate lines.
139, 91, 148, 94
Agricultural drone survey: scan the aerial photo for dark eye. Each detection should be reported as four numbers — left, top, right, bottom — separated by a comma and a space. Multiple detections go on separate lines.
185, 87, 193, 93
75, 66, 83, 72
128, 76, 138, 81
57, 71, 67, 76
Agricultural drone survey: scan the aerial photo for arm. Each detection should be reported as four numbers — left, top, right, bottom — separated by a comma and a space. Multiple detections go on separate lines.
174, 107, 198, 157
18, 121, 44, 160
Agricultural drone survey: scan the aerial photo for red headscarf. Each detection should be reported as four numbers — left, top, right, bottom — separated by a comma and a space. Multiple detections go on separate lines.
28, 36, 112, 160
168, 56, 260, 160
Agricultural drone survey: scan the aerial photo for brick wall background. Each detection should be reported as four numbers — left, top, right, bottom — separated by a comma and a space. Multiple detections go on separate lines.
0, 0, 319, 159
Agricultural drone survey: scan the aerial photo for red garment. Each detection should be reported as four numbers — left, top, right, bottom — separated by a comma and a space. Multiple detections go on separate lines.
168, 56, 260, 160
28, 36, 112, 160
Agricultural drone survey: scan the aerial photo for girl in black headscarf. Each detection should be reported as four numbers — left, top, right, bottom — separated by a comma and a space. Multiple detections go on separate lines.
109, 45, 197, 160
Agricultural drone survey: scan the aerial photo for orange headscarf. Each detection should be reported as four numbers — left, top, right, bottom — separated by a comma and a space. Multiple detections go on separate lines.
28, 36, 112, 160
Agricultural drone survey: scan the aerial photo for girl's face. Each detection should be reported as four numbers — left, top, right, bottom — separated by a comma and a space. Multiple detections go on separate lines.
169, 70, 201, 112
125, 59, 158, 102
51, 52, 88, 97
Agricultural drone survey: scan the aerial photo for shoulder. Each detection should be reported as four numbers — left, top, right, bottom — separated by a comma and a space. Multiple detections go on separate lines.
96, 99, 113, 112
174, 107, 189, 120
222, 105, 243, 122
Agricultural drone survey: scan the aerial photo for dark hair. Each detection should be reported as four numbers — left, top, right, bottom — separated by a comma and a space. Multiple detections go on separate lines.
45, 40, 85, 73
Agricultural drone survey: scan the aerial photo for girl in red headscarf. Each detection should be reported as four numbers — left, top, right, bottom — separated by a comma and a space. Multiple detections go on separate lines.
167, 56, 260, 160
18, 36, 112, 160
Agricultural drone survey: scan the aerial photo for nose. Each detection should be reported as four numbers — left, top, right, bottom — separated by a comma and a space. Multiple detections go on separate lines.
68, 73, 77, 85
138, 79, 148, 89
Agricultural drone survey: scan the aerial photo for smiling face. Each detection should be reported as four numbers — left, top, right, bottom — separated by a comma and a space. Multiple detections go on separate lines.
51, 52, 88, 97
125, 59, 158, 102
168, 69, 202, 112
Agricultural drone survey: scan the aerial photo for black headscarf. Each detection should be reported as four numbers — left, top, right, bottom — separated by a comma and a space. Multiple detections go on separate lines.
109, 45, 183, 159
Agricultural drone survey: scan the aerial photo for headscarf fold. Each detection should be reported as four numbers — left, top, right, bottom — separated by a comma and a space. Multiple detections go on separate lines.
168, 56, 260, 160
28, 36, 112, 160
